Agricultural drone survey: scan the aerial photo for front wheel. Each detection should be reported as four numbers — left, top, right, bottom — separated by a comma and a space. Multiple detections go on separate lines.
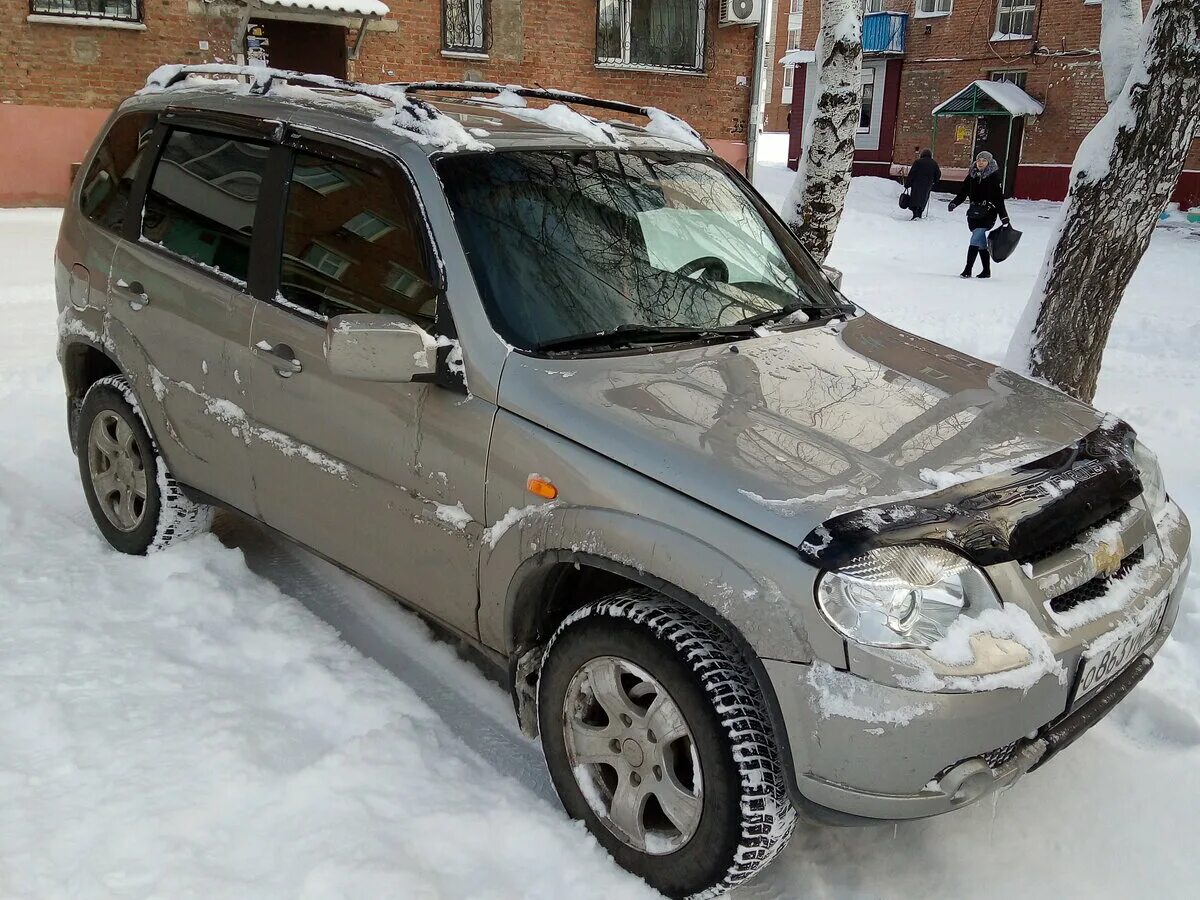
538, 591, 795, 898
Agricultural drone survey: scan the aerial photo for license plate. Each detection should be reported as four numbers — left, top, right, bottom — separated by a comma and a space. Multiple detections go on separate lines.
1074, 595, 1168, 702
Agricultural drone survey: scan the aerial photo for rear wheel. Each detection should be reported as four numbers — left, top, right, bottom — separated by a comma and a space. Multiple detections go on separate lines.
76, 375, 213, 554
538, 591, 795, 898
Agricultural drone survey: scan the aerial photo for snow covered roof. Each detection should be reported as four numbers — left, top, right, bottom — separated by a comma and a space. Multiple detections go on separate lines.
779, 50, 815, 66
251, 0, 390, 16
932, 79, 1045, 117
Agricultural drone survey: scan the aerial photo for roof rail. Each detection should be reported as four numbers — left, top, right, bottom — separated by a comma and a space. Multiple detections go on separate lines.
395, 81, 709, 149
141, 66, 707, 152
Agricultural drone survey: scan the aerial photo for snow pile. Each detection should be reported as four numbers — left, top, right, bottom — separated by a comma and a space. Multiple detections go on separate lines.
502, 102, 624, 146
900, 605, 1067, 693
806, 662, 933, 726
917, 449, 1050, 490
484, 502, 559, 549
643, 107, 707, 150
430, 500, 473, 531
738, 486, 851, 517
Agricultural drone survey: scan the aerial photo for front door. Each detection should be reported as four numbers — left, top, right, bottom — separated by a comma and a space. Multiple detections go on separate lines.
244, 138, 493, 637
249, 18, 348, 79
973, 115, 1023, 197
107, 124, 266, 514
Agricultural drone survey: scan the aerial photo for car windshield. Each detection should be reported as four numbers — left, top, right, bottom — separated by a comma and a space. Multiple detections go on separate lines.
437, 150, 850, 352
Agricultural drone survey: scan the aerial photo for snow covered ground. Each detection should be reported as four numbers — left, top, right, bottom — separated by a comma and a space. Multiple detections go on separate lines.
1, 135, 1197, 898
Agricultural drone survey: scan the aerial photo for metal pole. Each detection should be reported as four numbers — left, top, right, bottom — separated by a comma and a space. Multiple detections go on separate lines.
745, 0, 773, 185
1004, 114, 1015, 194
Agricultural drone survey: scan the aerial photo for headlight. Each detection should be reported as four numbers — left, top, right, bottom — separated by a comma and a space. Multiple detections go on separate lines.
1133, 439, 1167, 513
816, 544, 1000, 648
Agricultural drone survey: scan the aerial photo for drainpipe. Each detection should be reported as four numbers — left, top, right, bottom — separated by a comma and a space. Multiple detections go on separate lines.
745, 0, 773, 185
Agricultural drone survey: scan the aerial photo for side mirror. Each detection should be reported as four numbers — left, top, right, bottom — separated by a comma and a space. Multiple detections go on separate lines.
822, 264, 844, 291
325, 314, 436, 383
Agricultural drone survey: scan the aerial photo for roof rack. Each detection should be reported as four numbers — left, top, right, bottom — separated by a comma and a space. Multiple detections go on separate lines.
142, 66, 707, 151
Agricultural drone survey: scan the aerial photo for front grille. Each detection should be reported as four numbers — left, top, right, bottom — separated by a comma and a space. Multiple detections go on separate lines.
1020, 504, 1131, 566
981, 741, 1020, 769
1049, 545, 1145, 613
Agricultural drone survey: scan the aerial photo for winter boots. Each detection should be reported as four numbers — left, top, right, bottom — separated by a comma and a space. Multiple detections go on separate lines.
960, 247, 979, 278
960, 247, 992, 278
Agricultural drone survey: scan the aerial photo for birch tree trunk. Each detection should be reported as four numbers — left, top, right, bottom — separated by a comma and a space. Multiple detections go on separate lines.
1099, 0, 1142, 103
1004, 0, 1200, 402
783, 0, 862, 263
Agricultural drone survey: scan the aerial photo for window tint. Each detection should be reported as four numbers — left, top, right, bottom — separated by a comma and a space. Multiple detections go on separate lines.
277, 151, 436, 321
79, 111, 156, 235
140, 129, 270, 283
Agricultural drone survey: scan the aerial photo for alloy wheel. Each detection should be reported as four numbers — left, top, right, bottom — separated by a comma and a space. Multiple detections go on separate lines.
87, 410, 148, 532
561, 655, 703, 855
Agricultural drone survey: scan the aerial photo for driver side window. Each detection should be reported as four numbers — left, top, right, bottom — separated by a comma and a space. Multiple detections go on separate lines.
277, 150, 437, 322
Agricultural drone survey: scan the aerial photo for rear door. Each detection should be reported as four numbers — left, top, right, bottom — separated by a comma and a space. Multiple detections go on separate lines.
106, 118, 269, 514
243, 134, 492, 637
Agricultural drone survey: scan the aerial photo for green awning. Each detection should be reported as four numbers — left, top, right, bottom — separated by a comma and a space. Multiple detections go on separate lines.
931, 80, 1045, 118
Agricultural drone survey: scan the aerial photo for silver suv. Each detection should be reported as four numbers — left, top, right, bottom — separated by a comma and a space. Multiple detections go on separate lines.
56, 67, 1190, 898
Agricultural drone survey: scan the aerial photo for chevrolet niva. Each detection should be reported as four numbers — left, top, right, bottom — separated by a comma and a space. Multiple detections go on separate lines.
55, 67, 1190, 898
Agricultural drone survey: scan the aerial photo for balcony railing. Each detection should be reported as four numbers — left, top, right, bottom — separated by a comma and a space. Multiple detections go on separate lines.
863, 11, 907, 55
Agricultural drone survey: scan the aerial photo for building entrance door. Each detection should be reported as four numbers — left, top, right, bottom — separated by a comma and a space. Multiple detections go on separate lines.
972, 115, 1023, 197
249, 19, 348, 79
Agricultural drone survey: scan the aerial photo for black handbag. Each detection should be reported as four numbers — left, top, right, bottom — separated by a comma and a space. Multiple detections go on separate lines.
988, 224, 1022, 262
898, 190, 911, 210
966, 202, 997, 231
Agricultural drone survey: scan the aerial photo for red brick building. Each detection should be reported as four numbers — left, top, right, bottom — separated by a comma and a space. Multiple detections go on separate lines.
780, 0, 1200, 206
0, 0, 763, 206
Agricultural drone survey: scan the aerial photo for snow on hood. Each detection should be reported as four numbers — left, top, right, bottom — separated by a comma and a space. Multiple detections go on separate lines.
497, 314, 1102, 547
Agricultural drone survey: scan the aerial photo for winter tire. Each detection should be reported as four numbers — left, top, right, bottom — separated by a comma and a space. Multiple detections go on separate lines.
538, 590, 796, 898
76, 374, 214, 555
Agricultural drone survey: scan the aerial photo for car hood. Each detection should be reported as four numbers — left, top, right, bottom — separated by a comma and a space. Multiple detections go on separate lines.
496, 314, 1103, 548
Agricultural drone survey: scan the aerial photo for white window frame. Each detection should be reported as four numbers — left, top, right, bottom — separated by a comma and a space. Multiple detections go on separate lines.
781, 64, 795, 104
857, 66, 876, 134
595, 0, 707, 74
789, 0, 803, 13
303, 243, 351, 280
443, 0, 486, 53
342, 211, 396, 242
293, 164, 350, 196
786, 27, 803, 51
994, 0, 1036, 39
863, 0, 887, 14
915, 0, 953, 18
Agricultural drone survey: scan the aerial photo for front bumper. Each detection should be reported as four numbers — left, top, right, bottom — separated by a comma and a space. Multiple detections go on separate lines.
767, 501, 1191, 822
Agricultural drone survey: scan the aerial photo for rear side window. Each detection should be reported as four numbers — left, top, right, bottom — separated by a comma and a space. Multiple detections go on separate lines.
140, 129, 271, 284
79, 111, 156, 235
276, 151, 437, 322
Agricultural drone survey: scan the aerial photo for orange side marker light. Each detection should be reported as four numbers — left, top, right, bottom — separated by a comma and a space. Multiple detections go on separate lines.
527, 474, 558, 500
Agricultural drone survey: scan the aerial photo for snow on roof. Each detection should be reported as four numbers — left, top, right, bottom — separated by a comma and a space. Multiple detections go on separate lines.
252, 0, 390, 16
932, 79, 1045, 117
779, 50, 815, 66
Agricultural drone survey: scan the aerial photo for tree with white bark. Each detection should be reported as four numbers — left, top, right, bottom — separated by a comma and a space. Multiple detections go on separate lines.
1005, 0, 1200, 402
783, 0, 862, 264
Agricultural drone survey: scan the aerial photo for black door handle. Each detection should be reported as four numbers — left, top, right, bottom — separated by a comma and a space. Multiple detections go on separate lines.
254, 340, 302, 377
115, 278, 149, 309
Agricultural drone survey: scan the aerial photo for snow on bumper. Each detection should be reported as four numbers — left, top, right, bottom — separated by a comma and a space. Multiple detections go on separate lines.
765, 501, 1191, 821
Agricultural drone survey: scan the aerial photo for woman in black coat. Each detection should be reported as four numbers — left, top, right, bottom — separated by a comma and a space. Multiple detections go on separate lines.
904, 149, 940, 220
948, 151, 1010, 278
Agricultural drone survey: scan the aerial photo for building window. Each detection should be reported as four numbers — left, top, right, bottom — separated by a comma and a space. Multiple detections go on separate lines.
858, 67, 876, 133
29, 0, 139, 21
995, 0, 1036, 38
864, 0, 887, 13
781, 65, 795, 104
915, 0, 952, 17
790, 0, 803, 12
990, 70, 1028, 89
443, 0, 487, 53
303, 244, 352, 281
342, 211, 396, 242
597, 0, 707, 72
786, 28, 803, 51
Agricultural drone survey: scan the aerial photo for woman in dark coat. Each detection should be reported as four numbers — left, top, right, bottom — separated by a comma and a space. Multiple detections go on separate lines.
948, 150, 1010, 278
904, 149, 940, 220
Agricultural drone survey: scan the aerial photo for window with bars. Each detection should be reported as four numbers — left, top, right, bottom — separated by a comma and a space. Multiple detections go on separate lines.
443, 0, 487, 53
915, 0, 952, 16
990, 70, 1028, 89
596, 0, 707, 72
29, 0, 139, 21
995, 0, 1035, 37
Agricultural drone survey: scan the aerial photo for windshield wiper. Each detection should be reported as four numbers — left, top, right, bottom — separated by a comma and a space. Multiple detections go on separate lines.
735, 301, 852, 330
537, 323, 749, 354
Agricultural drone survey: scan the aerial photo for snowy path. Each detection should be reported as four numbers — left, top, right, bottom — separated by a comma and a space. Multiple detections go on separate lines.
1, 139, 1197, 898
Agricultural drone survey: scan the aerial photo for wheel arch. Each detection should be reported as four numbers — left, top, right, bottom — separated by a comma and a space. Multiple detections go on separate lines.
62, 338, 122, 452
504, 548, 804, 804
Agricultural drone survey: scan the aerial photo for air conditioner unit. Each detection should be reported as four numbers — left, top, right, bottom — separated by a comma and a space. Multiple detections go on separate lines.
720, 0, 764, 27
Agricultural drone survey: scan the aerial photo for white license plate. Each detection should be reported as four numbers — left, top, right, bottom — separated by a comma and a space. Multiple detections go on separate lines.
1075, 595, 1168, 701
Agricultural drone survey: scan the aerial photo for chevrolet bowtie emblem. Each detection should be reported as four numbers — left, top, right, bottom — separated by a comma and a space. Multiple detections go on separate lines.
1093, 536, 1125, 577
